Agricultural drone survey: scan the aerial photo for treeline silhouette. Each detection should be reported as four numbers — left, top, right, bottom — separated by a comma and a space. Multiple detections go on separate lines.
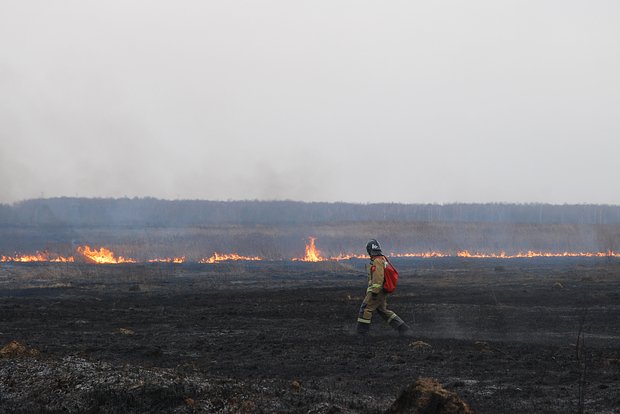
1, 198, 620, 227
1, 198, 618, 258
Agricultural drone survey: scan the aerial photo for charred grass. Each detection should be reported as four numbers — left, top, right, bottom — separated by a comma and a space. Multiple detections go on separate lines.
1, 259, 620, 413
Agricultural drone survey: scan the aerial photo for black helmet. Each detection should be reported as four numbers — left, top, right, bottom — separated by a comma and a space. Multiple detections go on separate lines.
366, 239, 383, 256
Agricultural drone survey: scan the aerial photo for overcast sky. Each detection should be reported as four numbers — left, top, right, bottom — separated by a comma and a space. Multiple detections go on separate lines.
1, 1, 619, 204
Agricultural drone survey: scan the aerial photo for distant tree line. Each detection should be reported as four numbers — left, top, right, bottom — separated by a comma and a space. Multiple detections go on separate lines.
1, 198, 620, 227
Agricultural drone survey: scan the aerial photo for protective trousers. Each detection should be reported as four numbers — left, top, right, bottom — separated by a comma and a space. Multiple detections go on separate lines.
356, 290, 406, 334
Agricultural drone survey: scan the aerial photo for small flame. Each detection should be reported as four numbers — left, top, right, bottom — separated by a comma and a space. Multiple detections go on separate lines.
293, 237, 324, 262
392, 251, 451, 258
329, 253, 367, 260
76, 245, 137, 264
147, 257, 185, 263
199, 253, 263, 263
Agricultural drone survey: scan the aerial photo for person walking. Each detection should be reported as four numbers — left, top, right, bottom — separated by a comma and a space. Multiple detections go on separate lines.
356, 239, 411, 336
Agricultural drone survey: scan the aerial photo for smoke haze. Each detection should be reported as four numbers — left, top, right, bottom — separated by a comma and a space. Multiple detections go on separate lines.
1, 1, 619, 204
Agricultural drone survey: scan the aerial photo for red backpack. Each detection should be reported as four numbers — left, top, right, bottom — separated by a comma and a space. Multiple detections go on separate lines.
382, 257, 399, 293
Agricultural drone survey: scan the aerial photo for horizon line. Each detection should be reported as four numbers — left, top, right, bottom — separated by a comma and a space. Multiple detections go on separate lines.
4, 196, 620, 208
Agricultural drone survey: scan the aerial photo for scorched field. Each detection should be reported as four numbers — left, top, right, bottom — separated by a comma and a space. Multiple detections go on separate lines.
1, 258, 619, 413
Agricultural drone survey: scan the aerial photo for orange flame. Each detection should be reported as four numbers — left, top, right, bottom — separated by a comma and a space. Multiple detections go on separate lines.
76, 245, 137, 264
0, 252, 74, 263
455, 250, 617, 258
199, 253, 263, 263
392, 251, 451, 258
293, 237, 325, 262
147, 257, 185, 263
329, 253, 367, 260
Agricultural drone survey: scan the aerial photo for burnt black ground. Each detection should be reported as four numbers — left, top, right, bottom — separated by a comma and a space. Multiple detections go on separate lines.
1, 258, 619, 413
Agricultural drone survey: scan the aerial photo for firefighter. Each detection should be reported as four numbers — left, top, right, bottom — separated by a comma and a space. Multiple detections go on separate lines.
356, 239, 411, 336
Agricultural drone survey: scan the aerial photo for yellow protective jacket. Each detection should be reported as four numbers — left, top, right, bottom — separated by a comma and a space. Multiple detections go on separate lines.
366, 256, 386, 294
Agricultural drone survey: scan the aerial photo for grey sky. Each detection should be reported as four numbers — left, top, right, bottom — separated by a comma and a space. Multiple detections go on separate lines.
1, 1, 619, 204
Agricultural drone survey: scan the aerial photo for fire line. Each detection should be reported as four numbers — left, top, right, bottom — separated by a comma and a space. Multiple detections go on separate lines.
199, 253, 263, 263
1, 241, 618, 264
0, 252, 74, 263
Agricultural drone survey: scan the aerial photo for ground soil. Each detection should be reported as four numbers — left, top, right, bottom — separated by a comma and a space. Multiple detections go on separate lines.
1, 258, 619, 413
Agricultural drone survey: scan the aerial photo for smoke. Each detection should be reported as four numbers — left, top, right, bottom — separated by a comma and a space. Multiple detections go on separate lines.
0, 64, 24, 202
1, 1, 620, 203
0, 113, 39, 202
239, 154, 336, 202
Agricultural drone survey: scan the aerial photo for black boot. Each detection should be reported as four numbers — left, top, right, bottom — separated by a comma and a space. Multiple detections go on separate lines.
388, 315, 411, 337
397, 323, 412, 337
356, 321, 370, 335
